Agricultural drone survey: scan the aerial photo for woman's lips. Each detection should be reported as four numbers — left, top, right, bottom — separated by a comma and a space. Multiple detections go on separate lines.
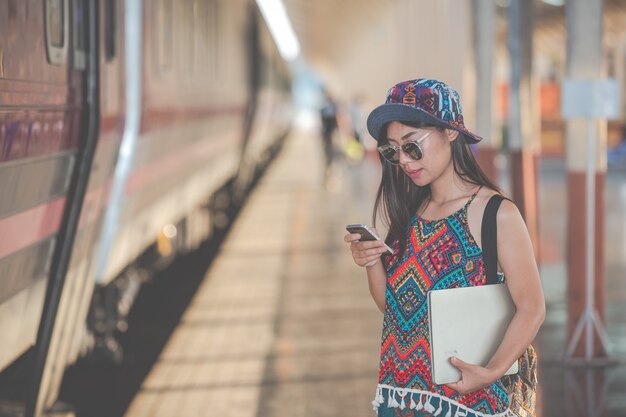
406, 168, 423, 179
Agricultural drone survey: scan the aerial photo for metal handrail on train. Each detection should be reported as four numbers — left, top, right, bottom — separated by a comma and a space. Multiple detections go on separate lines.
94, 0, 143, 284
26, 1, 101, 416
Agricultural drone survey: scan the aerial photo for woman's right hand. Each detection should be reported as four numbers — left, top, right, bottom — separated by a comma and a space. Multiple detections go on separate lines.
344, 230, 390, 268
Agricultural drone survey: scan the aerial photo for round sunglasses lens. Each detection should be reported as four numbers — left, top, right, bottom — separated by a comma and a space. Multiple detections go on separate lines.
402, 142, 423, 160
379, 146, 400, 164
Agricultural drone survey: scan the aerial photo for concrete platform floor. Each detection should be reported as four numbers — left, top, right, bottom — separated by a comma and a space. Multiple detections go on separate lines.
124, 129, 626, 417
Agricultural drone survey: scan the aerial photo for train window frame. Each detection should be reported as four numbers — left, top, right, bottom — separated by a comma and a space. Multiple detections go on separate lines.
45, 0, 70, 65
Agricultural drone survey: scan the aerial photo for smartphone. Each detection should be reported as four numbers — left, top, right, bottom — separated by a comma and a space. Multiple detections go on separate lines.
346, 223, 393, 254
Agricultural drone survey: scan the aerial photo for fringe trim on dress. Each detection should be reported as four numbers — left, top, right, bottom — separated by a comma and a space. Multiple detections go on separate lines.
372, 384, 513, 417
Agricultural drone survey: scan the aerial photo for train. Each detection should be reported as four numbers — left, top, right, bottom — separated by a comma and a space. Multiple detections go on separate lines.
0, 0, 293, 416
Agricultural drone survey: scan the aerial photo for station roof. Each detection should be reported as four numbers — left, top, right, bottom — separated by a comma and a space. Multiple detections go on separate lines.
281, 0, 626, 101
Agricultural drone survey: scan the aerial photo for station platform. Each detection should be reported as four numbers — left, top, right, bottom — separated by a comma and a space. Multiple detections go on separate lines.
122, 129, 626, 417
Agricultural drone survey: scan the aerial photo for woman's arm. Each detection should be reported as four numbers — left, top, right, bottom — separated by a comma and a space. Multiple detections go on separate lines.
365, 261, 387, 313
447, 199, 546, 394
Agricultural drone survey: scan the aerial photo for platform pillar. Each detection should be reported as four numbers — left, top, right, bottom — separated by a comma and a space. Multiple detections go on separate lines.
472, 0, 499, 184
564, 0, 608, 358
507, 0, 541, 260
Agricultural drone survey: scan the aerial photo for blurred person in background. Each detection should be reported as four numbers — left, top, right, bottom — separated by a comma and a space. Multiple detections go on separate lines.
344, 78, 545, 417
320, 89, 339, 185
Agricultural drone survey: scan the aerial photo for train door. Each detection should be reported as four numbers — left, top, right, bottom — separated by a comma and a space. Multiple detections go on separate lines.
0, 0, 99, 416
24, 0, 102, 415
0, 0, 93, 414
26, 1, 128, 415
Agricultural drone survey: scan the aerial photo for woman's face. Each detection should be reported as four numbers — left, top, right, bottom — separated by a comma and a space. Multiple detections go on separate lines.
385, 121, 458, 186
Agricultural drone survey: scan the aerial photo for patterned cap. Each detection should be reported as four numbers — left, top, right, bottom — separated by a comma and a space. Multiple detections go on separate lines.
366, 78, 482, 143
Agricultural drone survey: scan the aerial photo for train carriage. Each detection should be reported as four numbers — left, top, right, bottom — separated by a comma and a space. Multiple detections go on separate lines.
0, 1, 292, 415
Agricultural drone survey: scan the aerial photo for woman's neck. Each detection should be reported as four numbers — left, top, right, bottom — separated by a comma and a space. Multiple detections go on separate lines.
427, 169, 477, 205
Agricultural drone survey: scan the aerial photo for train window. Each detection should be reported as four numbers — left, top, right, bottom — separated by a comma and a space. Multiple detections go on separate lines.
49, 0, 64, 46
45, 0, 69, 65
72, 0, 86, 70
105, 0, 117, 61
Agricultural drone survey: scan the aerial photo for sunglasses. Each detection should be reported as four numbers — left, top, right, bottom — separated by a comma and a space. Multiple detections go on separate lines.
377, 130, 434, 165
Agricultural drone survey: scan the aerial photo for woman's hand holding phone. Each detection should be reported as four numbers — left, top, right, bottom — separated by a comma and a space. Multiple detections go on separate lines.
344, 225, 391, 268
344, 224, 390, 312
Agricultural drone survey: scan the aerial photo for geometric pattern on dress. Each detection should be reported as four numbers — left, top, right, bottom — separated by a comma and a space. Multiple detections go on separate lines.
376, 186, 512, 416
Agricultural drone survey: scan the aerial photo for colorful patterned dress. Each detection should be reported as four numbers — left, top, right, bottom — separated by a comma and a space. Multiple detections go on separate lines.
372, 186, 512, 417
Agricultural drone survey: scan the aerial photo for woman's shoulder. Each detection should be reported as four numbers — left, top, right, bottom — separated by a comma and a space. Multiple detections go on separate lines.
472, 187, 520, 222
476, 188, 525, 232
476, 187, 515, 206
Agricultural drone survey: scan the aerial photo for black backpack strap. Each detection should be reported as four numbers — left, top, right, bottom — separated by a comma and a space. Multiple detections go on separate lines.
481, 194, 512, 284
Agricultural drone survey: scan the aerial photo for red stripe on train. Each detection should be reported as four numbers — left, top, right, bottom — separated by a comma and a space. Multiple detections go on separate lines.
0, 198, 66, 258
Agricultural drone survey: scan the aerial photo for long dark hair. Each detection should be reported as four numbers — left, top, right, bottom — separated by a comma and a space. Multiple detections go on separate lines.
373, 120, 502, 256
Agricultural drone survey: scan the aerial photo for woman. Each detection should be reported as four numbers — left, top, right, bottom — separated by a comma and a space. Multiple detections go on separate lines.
344, 79, 545, 416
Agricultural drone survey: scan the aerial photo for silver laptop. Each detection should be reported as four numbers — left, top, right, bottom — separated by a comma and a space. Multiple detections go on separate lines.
427, 283, 519, 385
